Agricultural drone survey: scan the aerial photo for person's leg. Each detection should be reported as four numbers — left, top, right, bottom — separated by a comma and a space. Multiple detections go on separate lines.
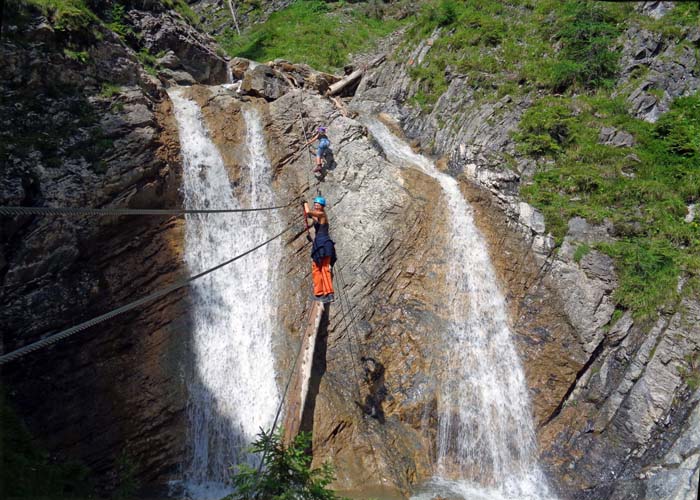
319, 257, 334, 296
311, 260, 324, 297
315, 146, 323, 168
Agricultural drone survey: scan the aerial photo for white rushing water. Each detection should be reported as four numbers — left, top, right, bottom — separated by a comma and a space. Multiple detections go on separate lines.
365, 119, 555, 500
169, 89, 280, 499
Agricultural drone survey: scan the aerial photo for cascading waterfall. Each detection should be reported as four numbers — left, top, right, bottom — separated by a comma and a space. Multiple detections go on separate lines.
169, 89, 280, 499
366, 118, 555, 500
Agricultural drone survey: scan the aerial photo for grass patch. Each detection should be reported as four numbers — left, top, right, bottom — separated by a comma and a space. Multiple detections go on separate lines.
162, 0, 200, 27
525, 0, 623, 92
573, 243, 591, 263
517, 93, 700, 317
24, 0, 97, 33
63, 47, 89, 62
400, 0, 659, 106
678, 352, 700, 391
217, 0, 403, 73
100, 83, 121, 98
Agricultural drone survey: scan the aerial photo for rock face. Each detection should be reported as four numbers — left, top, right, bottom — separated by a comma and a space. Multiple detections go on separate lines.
3, 3, 699, 500
618, 24, 700, 122
350, 11, 700, 500
0, 3, 231, 493
190, 81, 448, 494
129, 8, 228, 84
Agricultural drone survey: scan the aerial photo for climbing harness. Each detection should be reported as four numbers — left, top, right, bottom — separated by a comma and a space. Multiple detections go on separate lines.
0, 220, 299, 365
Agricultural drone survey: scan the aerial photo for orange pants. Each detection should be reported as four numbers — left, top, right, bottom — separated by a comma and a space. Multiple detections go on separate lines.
312, 257, 334, 296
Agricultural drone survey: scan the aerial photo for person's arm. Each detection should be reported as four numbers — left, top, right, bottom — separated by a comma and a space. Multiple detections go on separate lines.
304, 133, 318, 147
306, 208, 325, 218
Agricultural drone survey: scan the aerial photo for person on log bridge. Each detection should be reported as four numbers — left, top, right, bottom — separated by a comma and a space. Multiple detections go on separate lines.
304, 196, 336, 303
304, 126, 330, 173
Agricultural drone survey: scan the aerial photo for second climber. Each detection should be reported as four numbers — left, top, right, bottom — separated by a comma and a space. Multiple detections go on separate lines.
304, 196, 336, 303
304, 126, 330, 173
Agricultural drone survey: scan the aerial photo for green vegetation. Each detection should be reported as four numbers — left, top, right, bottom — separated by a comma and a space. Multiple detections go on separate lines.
573, 243, 591, 263
218, 0, 403, 73
226, 430, 344, 500
0, 389, 94, 498
100, 82, 122, 98
517, 94, 700, 317
530, 1, 622, 92
679, 352, 700, 391
63, 47, 89, 62
105, 1, 130, 37
403, 0, 634, 106
136, 47, 166, 75
23, 0, 97, 33
162, 0, 200, 27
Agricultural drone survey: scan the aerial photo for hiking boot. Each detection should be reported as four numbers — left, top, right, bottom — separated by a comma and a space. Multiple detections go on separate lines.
313, 166, 322, 173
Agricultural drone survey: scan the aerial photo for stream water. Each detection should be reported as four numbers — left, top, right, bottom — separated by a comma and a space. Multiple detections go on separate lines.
365, 118, 555, 500
169, 89, 280, 499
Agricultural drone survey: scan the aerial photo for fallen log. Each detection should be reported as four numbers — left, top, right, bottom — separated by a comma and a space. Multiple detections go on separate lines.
326, 54, 386, 96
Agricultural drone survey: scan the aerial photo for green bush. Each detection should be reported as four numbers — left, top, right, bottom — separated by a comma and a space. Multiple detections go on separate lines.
25, 0, 97, 33
226, 430, 343, 500
514, 99, 576, 156
548, 0, 622, 91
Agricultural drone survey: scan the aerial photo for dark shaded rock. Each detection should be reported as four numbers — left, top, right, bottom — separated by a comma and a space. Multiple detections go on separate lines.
156, 50, 181, 69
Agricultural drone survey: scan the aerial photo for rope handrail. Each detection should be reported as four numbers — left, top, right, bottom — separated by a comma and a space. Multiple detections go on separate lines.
0, 200, 300, 217
0, 220, 299, 366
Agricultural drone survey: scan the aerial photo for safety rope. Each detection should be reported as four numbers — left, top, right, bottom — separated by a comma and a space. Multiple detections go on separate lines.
255, 299, 317, 473
0, 199, 300, 217
333, 265, 386, 476
297, 89, 321, 196
0, 220, 299, 365
332, 266, 364, 405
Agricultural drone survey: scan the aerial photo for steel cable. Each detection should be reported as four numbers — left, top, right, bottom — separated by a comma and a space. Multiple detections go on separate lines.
0, 221, 299, 365
255, 298, 317, 476
0, 199, 300, 217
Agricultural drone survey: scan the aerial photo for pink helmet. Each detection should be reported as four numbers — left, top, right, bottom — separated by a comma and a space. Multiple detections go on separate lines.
317, 126, 327, 133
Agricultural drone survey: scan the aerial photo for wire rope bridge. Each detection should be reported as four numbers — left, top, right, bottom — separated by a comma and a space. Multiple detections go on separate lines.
0, 198, 356, 454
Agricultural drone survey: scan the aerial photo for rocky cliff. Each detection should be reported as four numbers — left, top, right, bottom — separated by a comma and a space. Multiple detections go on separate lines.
348, 2, 700, 498
1, 1, 228, 494
2, 1, 699, 499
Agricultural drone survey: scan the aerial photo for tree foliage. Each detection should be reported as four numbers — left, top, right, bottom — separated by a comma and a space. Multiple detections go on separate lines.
226, 430, 344, 500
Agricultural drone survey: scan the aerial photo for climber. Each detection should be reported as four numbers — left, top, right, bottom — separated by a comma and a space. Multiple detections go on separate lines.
304, 126, 330, 173
304, 196, 336, 303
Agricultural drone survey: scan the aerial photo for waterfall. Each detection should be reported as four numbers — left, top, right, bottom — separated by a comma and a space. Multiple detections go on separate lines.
365, 119, 555, 500
169, 89, 280, 499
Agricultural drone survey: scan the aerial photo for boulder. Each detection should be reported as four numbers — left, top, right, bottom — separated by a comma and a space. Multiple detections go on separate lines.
598, 126, 635, 148
240, 64, 290, 100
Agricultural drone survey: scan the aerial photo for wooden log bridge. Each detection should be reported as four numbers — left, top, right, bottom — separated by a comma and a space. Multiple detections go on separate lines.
282, 300, 327, 446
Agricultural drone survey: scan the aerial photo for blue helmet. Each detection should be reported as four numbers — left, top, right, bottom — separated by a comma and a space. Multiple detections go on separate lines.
313, 196, 326, 207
